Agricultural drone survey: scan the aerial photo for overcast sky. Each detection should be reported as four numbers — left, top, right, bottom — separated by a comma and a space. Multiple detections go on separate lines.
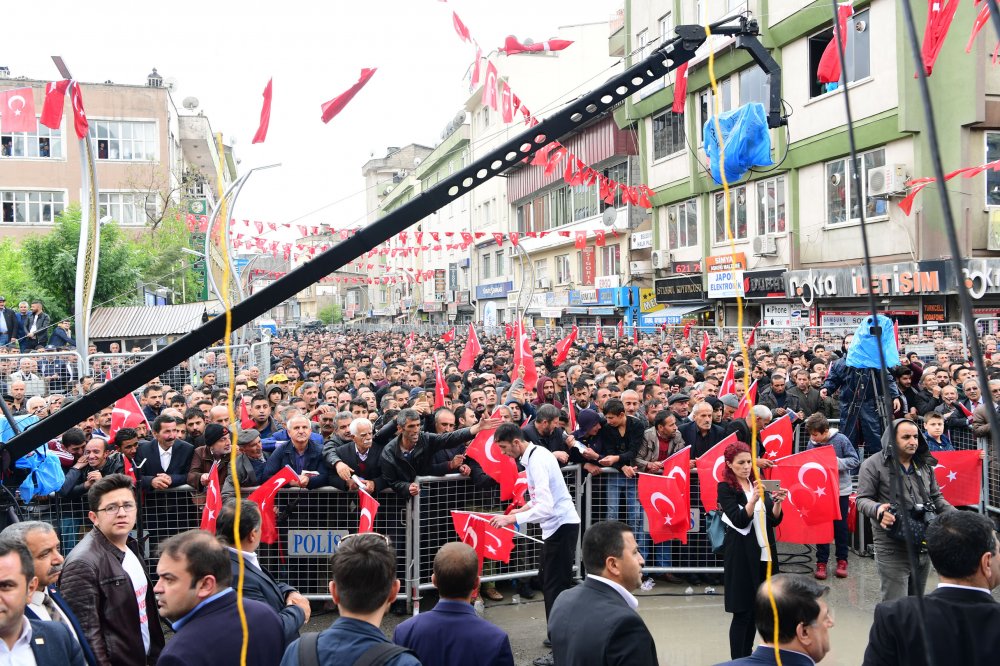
3, 0, 621, 235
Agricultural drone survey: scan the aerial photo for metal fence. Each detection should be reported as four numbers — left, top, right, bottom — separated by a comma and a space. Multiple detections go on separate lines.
0, 350, 85, 398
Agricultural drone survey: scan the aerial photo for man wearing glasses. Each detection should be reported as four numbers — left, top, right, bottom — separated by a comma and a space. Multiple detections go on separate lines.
60, 473, 165, 665
971, 379, 1000, 438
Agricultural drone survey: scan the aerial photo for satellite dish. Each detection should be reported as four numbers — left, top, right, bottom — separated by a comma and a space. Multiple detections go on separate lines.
182, 96, 199, 110
413, 157, 423, 166
601, 207, 618, 227
453, 110, 467, 126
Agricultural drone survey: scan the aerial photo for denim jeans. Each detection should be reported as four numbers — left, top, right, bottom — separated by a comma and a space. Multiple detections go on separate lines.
816, 495, 851, 563
605, 474, 642, 535
875, 544, 929, 602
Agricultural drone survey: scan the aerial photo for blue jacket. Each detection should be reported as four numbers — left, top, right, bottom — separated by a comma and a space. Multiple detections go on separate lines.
227, 549, 304, 646
393, 599, 514, 666
924, 431, 954, 452
715, 645, 816, 666
25, 586, 98, 666
822, 358, 899, 408
806, 431, 861, 496
27, 618, 86, 666
263, 440, 329, 488
156, 591, 285, 666
281, 618, 420, 666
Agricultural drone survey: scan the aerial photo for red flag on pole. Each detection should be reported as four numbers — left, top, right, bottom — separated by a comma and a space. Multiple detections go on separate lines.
746, 321, 760, 347
0, 87, 37, 134
672, 62, 689, 114
733, 380, 758, 420
483, 62, 499, 110
122, 454, 137, 485
933, 450, 983, 506
596, 325, 604, 344
639, 447, 691, 544
433, 356, 448, 409
251, 78, 273, 144
321, 68, 377, 123
69, 81, 89, 139
248, 466, 299, 544
358, 487, 380, 533
761, 415, 794, 461
765, 447, 841, 544
699, 331, 710, 362
719, 361, 737, 397
502, 36, 574, 55
200, 462, 222, 532
566, 387, 577, 433
404, 331, 416, 351
956, 401, 973, 418
441, 327, 456, 343
40, 80, 71, 131
451, 511, 515, 563
459, 324, 482, 372
553, 325, 578, 366
239, 398, 255, 430
682, 321, 693, 340
921, 0, 960, 76
512, 322, 537, 389
465, 409, 518, 500
617, 320, 624, 338
817, 2, 854, 84
452, 11, 471, 42
696, 434, 738, 512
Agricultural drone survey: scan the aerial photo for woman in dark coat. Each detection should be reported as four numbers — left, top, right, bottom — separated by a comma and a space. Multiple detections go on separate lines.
718, 441, 787, 659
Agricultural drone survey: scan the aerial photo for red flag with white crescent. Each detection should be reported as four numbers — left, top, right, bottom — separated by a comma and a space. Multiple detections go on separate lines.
553, 325, 578, 366
760, 414, 794, 461
239, 398, 255, 430
734, 380, 758, 420
617, 320, 624, 338
358, 487, 380, 533
248, 465, 299, 544
719, 361, 737, 397
465, 409, 518, 500
683, 321, 693, 340
765, 447, 840, 544
451, 511, 515, 563
404, 331, 415, 350
69, 81, 89, 139
200, 462, 222, 532
696, 434, 738, 512
502, 36, 573, 55
699, 331, 710, 362
459, 324, 482, 372
566, 387, 577, 433
40, 80, 71, 131
0, 87, 37, 134
639, 447, 691, 544
746, 321, 760, 347
933, 450, 983, 506
441, 327, 456, 343
433, 356, 448, 409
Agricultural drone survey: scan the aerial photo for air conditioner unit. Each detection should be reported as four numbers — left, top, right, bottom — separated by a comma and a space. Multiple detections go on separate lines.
651, 250, 671, 269
537, 276, 552, 289
752, 235, 778, 257
629, 260, 653, 274
867, 164, 908, 197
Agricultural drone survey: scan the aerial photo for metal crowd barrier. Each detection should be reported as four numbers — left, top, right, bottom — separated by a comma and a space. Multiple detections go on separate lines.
0, 350, 85, 398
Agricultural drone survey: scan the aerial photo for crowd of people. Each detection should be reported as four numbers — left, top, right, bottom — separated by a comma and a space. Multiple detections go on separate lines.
1, 321, 999, 664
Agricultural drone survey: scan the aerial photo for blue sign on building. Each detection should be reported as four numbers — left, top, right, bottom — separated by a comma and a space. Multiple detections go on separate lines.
475, 281, 513, 299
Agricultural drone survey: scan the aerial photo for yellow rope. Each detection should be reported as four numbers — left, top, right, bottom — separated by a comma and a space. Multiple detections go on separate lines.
215, 131, 250, 666
705, 24, 781, 665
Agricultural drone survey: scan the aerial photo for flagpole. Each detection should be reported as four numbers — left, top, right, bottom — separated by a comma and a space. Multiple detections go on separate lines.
451, 510, 545, 544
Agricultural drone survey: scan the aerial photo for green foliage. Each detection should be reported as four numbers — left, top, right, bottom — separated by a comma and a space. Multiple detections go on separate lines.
317, 304, 336, 325
130, 213, 204, 303
0, 238, 57, 313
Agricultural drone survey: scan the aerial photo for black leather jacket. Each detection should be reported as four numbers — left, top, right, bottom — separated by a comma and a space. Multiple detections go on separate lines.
380, 427, 477, 497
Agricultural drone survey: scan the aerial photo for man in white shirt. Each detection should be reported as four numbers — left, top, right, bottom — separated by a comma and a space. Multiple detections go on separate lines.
491, 423, 580, 666
548, 521, 657, 666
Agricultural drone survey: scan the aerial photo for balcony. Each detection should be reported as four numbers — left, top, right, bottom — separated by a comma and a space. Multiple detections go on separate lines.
609, 9, 625, 58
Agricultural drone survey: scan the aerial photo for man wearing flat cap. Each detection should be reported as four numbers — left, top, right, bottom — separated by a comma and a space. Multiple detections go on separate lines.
188, 422, 232, 505
668, 392, 692, 425
222, 428, 270, 500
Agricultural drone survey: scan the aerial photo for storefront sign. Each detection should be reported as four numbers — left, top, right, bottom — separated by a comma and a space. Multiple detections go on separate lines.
581, 247, 596, 286
785, 262, 949, 307
422, 302, 443, 312
456, 291, 471, 305
540, 308, 563, 318
288, 530, 349, 557
762, 303, 808, 328
630, 230, 653, 250
744, 269, 788, 299
672, 261, 702, 274
654, 275, 706, 303
639, 288, 659, 312
596, 275, 620, 289
476, 281, 513, 300
922, 298, 946, 323
819, 310, 918, 330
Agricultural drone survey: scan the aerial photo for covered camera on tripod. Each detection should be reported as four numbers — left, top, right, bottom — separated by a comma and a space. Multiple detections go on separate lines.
846, 314, 900, 370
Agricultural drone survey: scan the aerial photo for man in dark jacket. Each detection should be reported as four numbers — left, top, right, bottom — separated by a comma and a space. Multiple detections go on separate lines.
0, 296, 16, 347
757, 373, 802, 420
595, 399, 645, 539
679, 401, 727, 458
134, 415, 195, 490
262, 415, 329, 488
821, 356, 900, 456
59, 436, 124, 499
328, 418, 388, 493
153, 530, 285, 665
523, 404, 574, 465
21, 299, 50, 350
216, 501, 309, 645
222, 429, 269, 500
60, 474, 165, 665
380, 408, 500, 498
863, 511, 1000, 666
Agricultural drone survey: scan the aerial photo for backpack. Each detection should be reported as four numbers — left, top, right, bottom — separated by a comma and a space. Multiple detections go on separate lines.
297, 633, 415, 666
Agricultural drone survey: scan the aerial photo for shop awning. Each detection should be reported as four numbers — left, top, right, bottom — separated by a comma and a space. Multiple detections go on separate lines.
639, 303, 711, 324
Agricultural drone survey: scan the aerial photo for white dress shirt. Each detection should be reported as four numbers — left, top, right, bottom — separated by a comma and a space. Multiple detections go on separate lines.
28, 591, 77, 643
588, 574, 639, 610
515, 443, 580, 539
158, 444, 172, 472
0, 616, 36, 665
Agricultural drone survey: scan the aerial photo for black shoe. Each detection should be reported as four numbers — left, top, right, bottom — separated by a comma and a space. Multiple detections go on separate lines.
518, 582, 536, 600
543, 638, 552, 648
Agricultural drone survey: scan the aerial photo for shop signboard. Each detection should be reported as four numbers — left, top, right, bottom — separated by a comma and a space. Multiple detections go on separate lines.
581, 247, 597, 286
654, 275, 706, 303
762, 303, 808, 328
744, 269, 788, 299
706, 253, 747, 298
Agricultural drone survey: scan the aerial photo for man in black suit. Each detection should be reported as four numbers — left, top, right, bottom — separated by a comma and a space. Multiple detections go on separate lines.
134, 414, 195, 490
679, 400, 727, 457
0, 296, 17, 347
153, 530, 285, 665
21, 299, 50, 350
0, 537, 85, 665
327, 418, 388, 493
863, 510, 1000, 666
215, 500, 310, 645
548, 521, 658, 666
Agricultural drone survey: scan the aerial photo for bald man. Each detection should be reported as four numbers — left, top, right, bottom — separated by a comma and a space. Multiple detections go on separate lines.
393, 543, 514, 666
262, 415, 328, 488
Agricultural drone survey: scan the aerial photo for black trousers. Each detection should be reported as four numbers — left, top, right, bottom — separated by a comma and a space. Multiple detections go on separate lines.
729, 609, 755, 658
541, 522, 579, 625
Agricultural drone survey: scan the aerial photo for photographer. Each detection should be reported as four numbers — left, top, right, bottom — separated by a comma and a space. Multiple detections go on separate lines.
856, 418, 955, 602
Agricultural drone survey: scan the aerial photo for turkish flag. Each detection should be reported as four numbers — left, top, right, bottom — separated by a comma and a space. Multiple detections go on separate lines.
509, 471, 529, 509
40, 80, 70, 131
239, 398, 255, 430
639, 447, 691, 544
553, 325, 578, 365
433, 357, 448, 409
502, 36, 574, 55
471, 47, 483, 88
404, 331, 415, 350
573, 231, 587, 249
358, 487, 380, 533
817, 2, 854, 84
441, 327, 456, 343
596, 326, 604, 344
734, 380, 758, 420
699, 331, 710, 362
746, 322, 760, 347
719, 361, 737, 397
321, 68, 377, 123
248, 465, 299, 544
452, 11, 471, 42
500, 82, 514, 123
483, 62, 499, 110
251, 78, 273, 144
200, 462, 222, 532
122, 455, 137, 485
617, 320, 624, 338
512, 322, 537, 389
504, 323, 513, 340
465, 410, 519, 500
0, 87, 37, 134
682, 321, 693, 339
672, 62, 689, 114
765, 447, 840, 545
921, 0, 960, 76
459, 323, 482, 372
933, 450, 983, 506
761, 415, 793, 461
451, 511, 515, 563
566, 387, 577, 432
696, 434, 738, 511
956, 401, 973, 418
69, 82, 88, 139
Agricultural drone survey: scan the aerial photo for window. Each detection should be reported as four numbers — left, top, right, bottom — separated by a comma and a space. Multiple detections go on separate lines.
534, 259, 548, 287
756, 176, 787, 235
666, 199, 698, 249
739, 66, 770, 107
481, 253, 491, 280
0, 122, 62, 159
659, 13, 673, 45
809, 8, 870, 98
0, 190, 65, 223
636, 30, 649, 62
495, 251, 505, 276
698, 78, 731, 142
987, 133, 1000, 206
713, 185, 748, 243
482, 199, 492, 226
480, 107, 491, 129
600, 244, 621, 276
652, 110, 685, 160
91, 120, 156, 161
602, 161, 629, 209
555, 254, 572, 284
98, 192, 157, 225
573, 183, 599, 222
549, 186, 572, 229
826, 147, 887, 225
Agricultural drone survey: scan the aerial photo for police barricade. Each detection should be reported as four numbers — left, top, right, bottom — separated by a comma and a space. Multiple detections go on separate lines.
196, 345, 255, 383
410, 467, 582, 606
89, 352, 156, 380
897, 323, 969, 364
981, 437, 1000, 518
584, 467, 722, 575
254, 487, 410, 602
717, 326, 804, 352
974, 317, 1000, 338
1, 350, 84, 398
249, 341, 272, 379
